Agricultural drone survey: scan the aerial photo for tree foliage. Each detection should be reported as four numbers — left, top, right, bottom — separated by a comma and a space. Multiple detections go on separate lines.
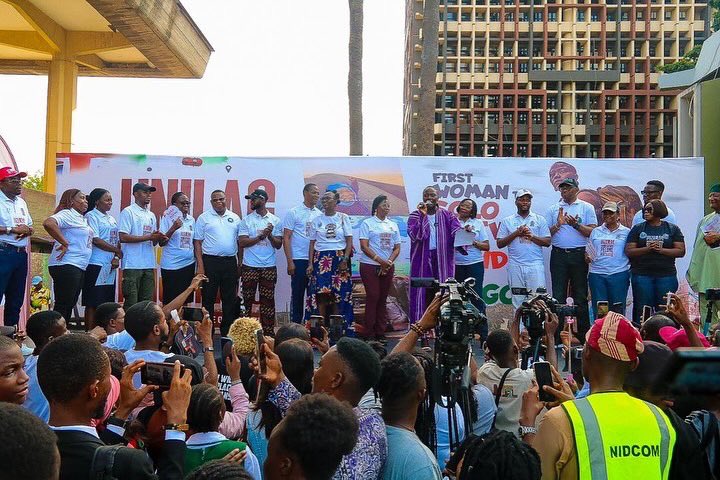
23, 171, 45, 191
656, 44, 703, 73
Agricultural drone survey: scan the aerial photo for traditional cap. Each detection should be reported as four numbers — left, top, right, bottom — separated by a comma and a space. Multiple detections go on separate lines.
658, 326, 711, 350
0, 167, 27, 181
586, 311, 644, 361
624, 341, 673, 390
710, 183, 720, 194
601, 201, 619, 213
31, 276, 42, 286
133, 182, 156, 193
244, 189, 268, 200
514, 188, 533, 199
558, 178, 579, 188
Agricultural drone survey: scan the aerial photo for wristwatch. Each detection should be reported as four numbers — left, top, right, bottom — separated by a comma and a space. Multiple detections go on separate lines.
106, 416, 128, 429
164, 423, 189, 432
519, 425, 537, 438
5, 226, 11, 234
204, 346, 214, 353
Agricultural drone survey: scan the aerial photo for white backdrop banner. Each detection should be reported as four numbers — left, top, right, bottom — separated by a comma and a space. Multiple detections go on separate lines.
56, 154, 705, 327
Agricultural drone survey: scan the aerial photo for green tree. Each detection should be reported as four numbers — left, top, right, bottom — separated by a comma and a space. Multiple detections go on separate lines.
23, 171, 45, 191
656, 44, 703, 73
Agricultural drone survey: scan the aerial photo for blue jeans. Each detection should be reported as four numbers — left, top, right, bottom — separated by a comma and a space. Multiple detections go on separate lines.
455, 262, 487, 341
0, 246, 28, 326
631, 273, 678, 325
290, 259, 309, 323
588, 270, 630, 322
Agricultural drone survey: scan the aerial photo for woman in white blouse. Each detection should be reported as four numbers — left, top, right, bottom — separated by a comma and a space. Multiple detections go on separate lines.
305, 190, 354, 325
43, 189, 93, 323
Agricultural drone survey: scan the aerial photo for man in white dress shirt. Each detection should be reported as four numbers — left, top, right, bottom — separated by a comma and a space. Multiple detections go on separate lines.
238, 189, 282, 335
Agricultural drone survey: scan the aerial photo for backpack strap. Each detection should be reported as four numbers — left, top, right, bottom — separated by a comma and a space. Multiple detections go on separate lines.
90, 444, 123, 480
490, 368, 515, 430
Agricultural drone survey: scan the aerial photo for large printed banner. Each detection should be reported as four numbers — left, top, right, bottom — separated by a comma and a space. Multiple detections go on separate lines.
57, 154, 705, 330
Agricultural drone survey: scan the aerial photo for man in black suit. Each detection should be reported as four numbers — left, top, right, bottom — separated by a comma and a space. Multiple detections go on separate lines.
38, 334, 192, 480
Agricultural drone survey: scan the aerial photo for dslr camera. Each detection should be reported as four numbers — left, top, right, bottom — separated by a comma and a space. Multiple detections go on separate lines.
706, 289, 720, 302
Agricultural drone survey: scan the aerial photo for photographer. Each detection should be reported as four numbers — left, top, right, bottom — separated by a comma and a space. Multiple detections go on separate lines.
475, 306, 558, 438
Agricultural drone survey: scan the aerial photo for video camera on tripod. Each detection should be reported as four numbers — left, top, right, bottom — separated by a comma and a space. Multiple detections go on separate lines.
410, 276, 487, 450
514, 287, 578, 339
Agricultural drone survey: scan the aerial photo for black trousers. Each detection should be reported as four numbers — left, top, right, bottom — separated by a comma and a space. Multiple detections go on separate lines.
49, 264, 85, 323
549, 247, 590, 341
202, 255, 238, 335
161, 263, 196, 306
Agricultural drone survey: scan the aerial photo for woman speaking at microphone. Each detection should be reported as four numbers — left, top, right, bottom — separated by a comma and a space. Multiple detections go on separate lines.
44, 189, 94, 324
358, 195, 401, 341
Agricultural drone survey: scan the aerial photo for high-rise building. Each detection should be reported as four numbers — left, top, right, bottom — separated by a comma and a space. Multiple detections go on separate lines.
403, 0, 709, 158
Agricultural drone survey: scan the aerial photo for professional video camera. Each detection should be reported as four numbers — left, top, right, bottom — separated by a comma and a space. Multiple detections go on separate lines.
410, 276, 486, 449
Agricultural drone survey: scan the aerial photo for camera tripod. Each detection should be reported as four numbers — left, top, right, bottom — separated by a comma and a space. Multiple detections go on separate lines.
433, 347, 474, 453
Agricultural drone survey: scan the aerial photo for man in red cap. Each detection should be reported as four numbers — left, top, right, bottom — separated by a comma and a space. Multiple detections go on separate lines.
0, 166, 32, 326
521, 311, 676, 479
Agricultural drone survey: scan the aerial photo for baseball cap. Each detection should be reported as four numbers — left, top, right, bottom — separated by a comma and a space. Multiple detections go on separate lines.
601, 201, 619, 213
31, 276, 42, 286
514, 188, 533, 199
133, 182, 156, 193
558, 178, 579, 188
624, 341, 673, 390
658, 326, 711, 350
244, 189, 268, 200
586, 311, 644, 361
0, 167, 27, 181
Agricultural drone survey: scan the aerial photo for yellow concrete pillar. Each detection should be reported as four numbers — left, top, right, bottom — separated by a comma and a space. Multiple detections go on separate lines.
44, 56, 76, 194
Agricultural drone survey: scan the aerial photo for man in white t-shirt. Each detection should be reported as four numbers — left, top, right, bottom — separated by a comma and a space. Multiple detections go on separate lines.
631, 180, 677, 226
0, 167, 32, 327
544, 178, 598, 340
238, 189, 282, 336
194, 190, 242, 335
118, 183, 165, 308
497, 189, 551, 310
476, 311, 558, 439
282, 183, 321, 323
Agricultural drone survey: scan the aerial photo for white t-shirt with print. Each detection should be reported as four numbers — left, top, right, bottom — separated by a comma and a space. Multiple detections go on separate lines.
497, 212, 551, 266
118, 203, 157, 270
160, 212, 196, 271
194, 209, 240, 257
48, 208, 94, 270
358, 216, 401, 265
311, 213, 353, 252
86, 209, 119, 267
0, 190, 32, 247
282, 204, 322, 260
238, 210, 282, 268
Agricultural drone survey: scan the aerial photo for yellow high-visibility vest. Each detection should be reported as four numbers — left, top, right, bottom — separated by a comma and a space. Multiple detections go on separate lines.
562, 392, 676, 480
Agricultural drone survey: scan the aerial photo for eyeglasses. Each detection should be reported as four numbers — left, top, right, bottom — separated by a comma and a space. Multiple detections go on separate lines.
178, 201, 191, 206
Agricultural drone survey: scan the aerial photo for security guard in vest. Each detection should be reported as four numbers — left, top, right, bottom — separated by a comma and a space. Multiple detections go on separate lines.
521, 311, 675, 480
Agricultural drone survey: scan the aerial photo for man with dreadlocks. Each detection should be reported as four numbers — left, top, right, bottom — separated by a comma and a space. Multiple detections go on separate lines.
376, 352, 442, 480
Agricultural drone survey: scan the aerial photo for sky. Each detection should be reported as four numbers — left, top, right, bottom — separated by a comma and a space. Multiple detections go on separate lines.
0, 0, 406, 176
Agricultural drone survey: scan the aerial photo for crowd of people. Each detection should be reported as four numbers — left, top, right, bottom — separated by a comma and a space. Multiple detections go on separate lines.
0, 163, 719, 479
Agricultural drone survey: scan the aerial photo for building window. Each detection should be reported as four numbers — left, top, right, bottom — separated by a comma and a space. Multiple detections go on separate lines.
504, 63, 514, 72
547, 114, 557, 124
651, 11, 658, 20
576, 113, 586, 125
519, 112, 528, 124
548, 12, 557, 21
520, 62, 528, 73
534, 12, 543, 21
532, 113, 542, 124
577, 11, 586, 21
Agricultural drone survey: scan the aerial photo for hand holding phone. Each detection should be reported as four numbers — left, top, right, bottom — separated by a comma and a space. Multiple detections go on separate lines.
255, 329, 266, 375
182, 307, 203, 322
141, 361, 186, 388
534, 361, 554, 402
308, 315, 325, 341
